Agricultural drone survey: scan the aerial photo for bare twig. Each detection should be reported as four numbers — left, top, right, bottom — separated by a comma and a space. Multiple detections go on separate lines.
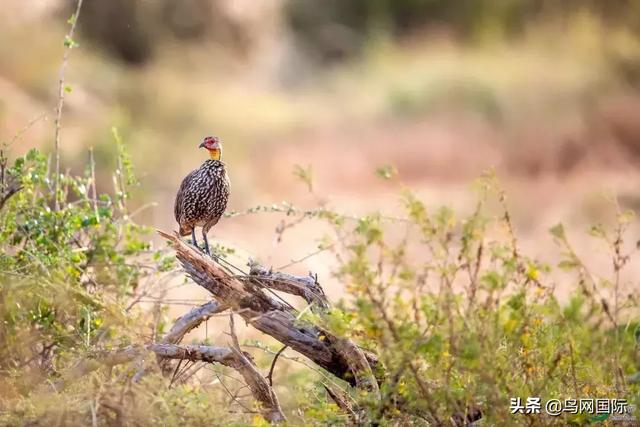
8, 113, 47, 148
89, 147, 99, 223
277, 244, 335, 270
215, 372, 257, 414
169, 358, 184, 388
53, 0, 84, 211
266, 345, 288, 386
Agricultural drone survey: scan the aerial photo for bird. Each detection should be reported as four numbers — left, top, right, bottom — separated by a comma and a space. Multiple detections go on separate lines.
174, 136, 230, 256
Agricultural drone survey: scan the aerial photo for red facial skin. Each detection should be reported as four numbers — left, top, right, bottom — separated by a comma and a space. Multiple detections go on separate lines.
199, 136, 220, 150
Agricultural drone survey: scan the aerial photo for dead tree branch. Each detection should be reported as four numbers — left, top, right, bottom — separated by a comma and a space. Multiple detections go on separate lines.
247, 260, 329, 311
149, 343, 234, 364
61, 342, 285, 423
323, 383, 359, 424
156, 300, 227, 374
229, 313, 286, 422
162, 300, 226, 345
60, 230, 482, 423
157, 230, 382, 390
63, 299, 283, 421
333, 338, 380, 397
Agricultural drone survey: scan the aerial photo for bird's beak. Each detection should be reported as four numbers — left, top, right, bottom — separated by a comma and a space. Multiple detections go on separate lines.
199, 142, 206, 148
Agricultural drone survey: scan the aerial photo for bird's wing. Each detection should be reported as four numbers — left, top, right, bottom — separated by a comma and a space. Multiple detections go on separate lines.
174, 169, 197, 222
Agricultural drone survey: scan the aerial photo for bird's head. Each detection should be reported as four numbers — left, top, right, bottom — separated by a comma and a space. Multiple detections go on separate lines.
199, 136, 222, 160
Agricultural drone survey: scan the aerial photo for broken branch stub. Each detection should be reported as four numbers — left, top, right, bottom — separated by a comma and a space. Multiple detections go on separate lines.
247, 260, 329, 311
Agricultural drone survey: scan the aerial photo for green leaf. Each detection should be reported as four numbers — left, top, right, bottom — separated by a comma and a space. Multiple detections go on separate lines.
481, 271, 503, 289
63, 36, 79, 48
588, 224, 605, 238
375, 164, 397, 180
293, 164, 314, 192
557, 259, 579, 271
549, 223, 565, 240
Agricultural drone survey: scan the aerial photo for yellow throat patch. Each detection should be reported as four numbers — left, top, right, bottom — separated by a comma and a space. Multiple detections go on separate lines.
209, 148, 221, 160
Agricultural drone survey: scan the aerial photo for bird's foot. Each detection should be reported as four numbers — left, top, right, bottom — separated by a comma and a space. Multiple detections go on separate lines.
187, 239, 209, 256
202, 234, 218, 262
205, 247, 220, 263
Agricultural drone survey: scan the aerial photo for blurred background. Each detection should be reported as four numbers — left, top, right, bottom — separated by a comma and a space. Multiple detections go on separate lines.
2, 0, 640, 296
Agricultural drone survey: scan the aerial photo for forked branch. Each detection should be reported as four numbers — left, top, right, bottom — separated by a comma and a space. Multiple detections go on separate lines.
157, 229, 382, 389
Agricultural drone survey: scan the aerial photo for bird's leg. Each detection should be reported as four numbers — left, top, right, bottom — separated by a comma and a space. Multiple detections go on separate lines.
202, 230, 211, 257
191, 228, 199, 250
202, 230, 220, 261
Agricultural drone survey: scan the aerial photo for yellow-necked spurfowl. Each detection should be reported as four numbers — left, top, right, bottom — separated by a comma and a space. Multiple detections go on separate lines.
174, 136, 230, 255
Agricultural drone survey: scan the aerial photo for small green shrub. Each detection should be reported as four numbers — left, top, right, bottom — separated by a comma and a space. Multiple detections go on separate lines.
0, 138, 175, 424
289, 176, 640, 425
